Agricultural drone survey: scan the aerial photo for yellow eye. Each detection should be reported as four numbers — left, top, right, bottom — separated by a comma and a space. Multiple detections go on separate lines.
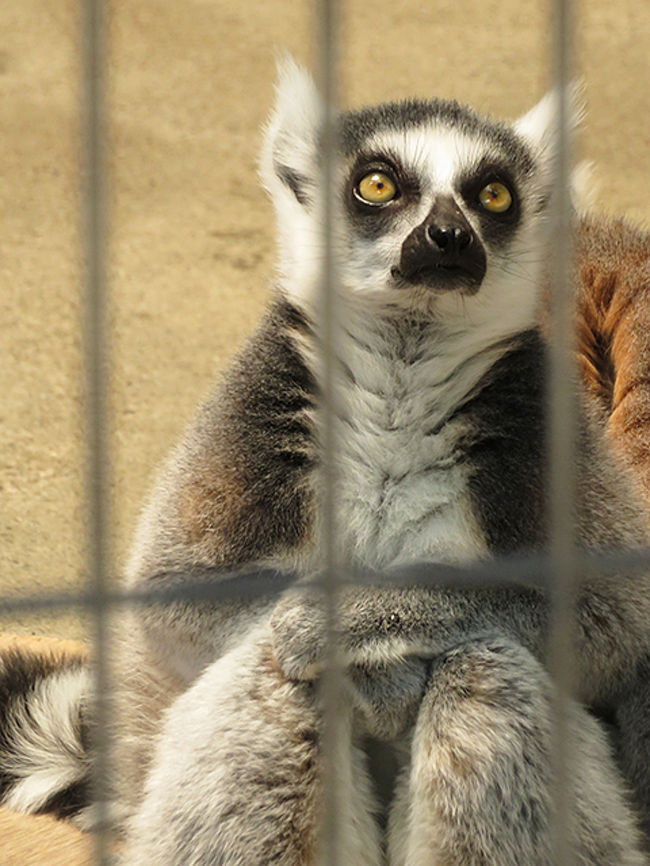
356, 171, 397, 205
479, 181, 513, 213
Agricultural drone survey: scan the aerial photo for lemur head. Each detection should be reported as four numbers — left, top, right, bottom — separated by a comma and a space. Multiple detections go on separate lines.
261, 57, 577, 340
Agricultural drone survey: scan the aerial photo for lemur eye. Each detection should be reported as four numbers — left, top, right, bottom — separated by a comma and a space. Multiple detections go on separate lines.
478, 182, 513, 213
355, 171, 398, 205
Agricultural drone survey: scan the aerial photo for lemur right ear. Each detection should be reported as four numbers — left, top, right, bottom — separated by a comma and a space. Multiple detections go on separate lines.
513, 82, 586, 160
260, 55, 323, 207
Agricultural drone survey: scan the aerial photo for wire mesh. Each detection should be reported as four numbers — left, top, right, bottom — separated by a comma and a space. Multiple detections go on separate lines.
3, 0, 650, 864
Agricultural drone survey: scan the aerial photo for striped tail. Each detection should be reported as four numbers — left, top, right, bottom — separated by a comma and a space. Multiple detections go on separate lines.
0, 647, 93, 826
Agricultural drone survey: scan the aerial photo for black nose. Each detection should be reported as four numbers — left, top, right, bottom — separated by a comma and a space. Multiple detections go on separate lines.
397, 196, 487, 292
427, 225, 473, 258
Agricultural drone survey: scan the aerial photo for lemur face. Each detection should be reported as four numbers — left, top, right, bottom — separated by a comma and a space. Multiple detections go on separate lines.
261, 57, 568, 334
340, 119, 529, 299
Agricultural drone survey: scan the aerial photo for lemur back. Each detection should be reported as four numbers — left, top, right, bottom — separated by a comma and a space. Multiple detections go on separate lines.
2, 59, 650, 865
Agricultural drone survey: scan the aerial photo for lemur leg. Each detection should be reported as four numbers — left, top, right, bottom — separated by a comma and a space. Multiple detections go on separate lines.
387, 636, 646, 866
614, 656, 650, 848
121, 628, 382, 866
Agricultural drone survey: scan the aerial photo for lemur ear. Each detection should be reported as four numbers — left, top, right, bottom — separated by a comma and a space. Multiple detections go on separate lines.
513, 83, 585, 157
260, 55, 323, 207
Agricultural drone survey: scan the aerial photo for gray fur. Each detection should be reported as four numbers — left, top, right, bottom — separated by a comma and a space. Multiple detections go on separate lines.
613, 657, 650, 847
117, 61, 650, 863
386, 637, 645, 866
121, 628, 382, 866
3, 58, 650, 865
120, 635, 646, 865
339, 99, 536, 172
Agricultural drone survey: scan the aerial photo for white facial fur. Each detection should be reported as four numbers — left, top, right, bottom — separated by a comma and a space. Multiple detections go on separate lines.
260, 57, 568, 346
260, 59, 576, 570
340, 123, 549, 343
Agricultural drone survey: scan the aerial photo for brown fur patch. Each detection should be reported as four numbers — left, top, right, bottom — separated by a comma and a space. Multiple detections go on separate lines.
259, 642, 292, 683
575, 217, 650, 503
0, 635, 88, 662
247, 643, 319, 741
177, 462, 248, 546
436, 738, 476, 781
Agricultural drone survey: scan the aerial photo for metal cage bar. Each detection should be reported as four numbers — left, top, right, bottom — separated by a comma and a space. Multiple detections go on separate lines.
2, 1, 649, 864
315, 0, 346, 862
3, 545, 650, 616
548, 0, 577, 862
81, 0, 111, 863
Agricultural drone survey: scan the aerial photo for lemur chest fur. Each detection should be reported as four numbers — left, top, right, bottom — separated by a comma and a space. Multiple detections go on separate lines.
329, 318, 491, 568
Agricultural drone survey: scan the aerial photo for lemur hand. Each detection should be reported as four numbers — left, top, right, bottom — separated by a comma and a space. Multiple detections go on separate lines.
269, 585, 441, 682
269, 591, 329, 681
269, 589, 431, 739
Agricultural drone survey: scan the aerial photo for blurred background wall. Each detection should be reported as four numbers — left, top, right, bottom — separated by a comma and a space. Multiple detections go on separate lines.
2, 0, 649, 640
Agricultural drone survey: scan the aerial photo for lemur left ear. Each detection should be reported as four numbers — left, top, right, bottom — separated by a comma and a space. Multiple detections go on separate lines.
260, 54, 323, 208
513, 82, 585, 157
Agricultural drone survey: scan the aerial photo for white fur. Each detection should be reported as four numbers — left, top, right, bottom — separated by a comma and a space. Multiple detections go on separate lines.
323, 308, 502, 569
259, 56, 325, 300
123, 628, 384, 865
259, 63, 562, 573
3, 667, 90, 815
514, 81, 586, 154
262, 63, 556, 330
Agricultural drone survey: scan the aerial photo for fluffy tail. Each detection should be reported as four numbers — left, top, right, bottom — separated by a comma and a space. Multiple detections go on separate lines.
0, 647, 93, 826
575, 215, 650, 509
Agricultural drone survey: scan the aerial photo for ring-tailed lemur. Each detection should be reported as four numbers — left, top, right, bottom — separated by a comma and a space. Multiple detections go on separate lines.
2, 58, 650, 865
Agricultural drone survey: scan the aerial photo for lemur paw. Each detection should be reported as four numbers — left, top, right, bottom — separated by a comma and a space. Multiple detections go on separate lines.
270, 592, 329, 681
349, 656, 430, 739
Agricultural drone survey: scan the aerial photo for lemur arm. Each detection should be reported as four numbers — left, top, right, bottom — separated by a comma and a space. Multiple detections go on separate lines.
124, 299, 317, 681
270, 572, 650, 709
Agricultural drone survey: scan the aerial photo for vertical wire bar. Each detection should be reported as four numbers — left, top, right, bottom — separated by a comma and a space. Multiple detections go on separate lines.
81, 0, 111, 862
548, 0, 576, 863
315, 0, 343, 863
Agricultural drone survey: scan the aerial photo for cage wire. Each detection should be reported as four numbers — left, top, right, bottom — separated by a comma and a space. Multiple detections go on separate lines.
2, 0, 649, 864
547, 1, 577, 863
81, 0, 111, 862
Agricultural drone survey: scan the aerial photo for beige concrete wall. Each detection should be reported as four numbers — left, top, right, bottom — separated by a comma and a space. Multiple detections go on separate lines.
2, 0, 650, 641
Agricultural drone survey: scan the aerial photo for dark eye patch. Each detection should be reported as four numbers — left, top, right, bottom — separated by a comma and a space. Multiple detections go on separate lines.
345, 152, 420, 238
457, 160, 521, 247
